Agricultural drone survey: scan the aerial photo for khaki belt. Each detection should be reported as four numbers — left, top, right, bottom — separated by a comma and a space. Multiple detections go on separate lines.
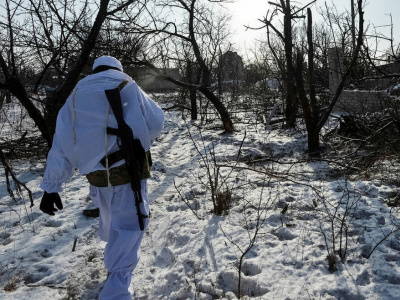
86, 150, 151, 187
86, 163, 149, 187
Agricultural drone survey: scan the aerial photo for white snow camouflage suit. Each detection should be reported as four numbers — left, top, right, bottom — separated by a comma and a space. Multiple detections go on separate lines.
40, 59, 164, 299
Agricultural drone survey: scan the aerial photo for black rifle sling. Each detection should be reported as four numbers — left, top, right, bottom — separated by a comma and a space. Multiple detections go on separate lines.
104, 81, 148, 230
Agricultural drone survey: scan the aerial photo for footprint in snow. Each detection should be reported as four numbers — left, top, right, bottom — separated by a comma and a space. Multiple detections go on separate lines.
240, 260, 263, 276
0, 232, 11, 240
0, 232, 12, 245
44, 219, 63, 228
271, 227, 298, 241
151, 161, 167, 173
23, 212, 41, 223
356, 270, 370, 286
23, 265, 51, 284
385, 254, 400, 262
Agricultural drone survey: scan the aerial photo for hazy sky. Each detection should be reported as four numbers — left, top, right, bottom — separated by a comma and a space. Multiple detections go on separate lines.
223, 0, 399, 56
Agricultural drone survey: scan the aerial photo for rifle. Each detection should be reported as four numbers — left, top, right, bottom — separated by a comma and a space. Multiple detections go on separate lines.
104, 83, 148, 230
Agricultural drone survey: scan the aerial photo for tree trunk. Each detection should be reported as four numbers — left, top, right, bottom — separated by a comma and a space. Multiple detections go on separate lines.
295, 47, 321, 157
186, 61, 198, 120
190, 88, 197, 120
351, 0, 356, 52
7, 77, 52, 145
283, 1, 297, 128
285, 83, 297, 128
187, 1, 233, 132
198, 86, 233, 132
307, 129, 320, 157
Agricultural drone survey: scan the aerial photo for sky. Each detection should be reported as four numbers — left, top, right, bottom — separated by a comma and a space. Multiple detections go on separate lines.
223, 0, 400, 58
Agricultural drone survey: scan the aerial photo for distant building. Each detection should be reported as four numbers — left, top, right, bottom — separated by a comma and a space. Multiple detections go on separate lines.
367, 61, 400, 92
377, 61, 400, 77
378, 61, 400, 96
219, 51, 244, 82
328, 48, 397, 113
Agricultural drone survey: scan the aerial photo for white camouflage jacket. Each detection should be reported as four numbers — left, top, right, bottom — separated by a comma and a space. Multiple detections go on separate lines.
40, 69, 165, 193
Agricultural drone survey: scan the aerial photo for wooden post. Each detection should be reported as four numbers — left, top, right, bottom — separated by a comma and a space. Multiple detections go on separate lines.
328, 47, 344, 97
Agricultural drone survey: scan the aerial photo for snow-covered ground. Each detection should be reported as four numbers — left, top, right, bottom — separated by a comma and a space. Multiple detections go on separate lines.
0, 101, 399, 300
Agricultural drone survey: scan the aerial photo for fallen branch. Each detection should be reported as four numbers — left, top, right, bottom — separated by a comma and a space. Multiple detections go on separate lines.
0, 146, 34, 207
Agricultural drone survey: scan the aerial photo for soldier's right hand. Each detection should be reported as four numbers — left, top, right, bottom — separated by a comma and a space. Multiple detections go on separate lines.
40, 192, 63, 216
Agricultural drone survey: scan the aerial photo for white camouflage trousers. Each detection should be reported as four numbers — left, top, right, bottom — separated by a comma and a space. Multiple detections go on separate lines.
89, 181, 149, 300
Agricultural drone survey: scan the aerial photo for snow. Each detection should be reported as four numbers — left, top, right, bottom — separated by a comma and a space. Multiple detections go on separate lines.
0, 100, 400, 300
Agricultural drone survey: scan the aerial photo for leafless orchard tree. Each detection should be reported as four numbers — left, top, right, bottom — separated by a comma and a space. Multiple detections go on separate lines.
0, 0, 146, 147
256, 0, 365, 156
0, 0, 148, 204
295, 0, 364, 156
255, 0, 315, 128
125, 0, 235, 132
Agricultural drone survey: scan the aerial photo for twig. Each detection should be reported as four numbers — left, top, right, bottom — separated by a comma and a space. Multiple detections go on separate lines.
173, 179, 204, 220
366, 227, 400, 259
72, 238, 78, 252
0, 146, 34, 207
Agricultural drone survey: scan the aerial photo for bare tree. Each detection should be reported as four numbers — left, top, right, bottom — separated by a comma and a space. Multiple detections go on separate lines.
256, 0, 317, 128
127, 0, 234, 132
0, 0, 145, 147
295, 0, 364, 156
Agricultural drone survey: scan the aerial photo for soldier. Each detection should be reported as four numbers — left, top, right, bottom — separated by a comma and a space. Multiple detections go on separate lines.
39, 56, 164, 299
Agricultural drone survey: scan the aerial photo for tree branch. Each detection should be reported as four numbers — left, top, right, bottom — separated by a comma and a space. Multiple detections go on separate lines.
0, 146, 34, 207
57, 0, 111, 102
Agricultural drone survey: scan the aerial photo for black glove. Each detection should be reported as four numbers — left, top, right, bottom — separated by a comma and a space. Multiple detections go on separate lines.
40, 192, 63, 216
